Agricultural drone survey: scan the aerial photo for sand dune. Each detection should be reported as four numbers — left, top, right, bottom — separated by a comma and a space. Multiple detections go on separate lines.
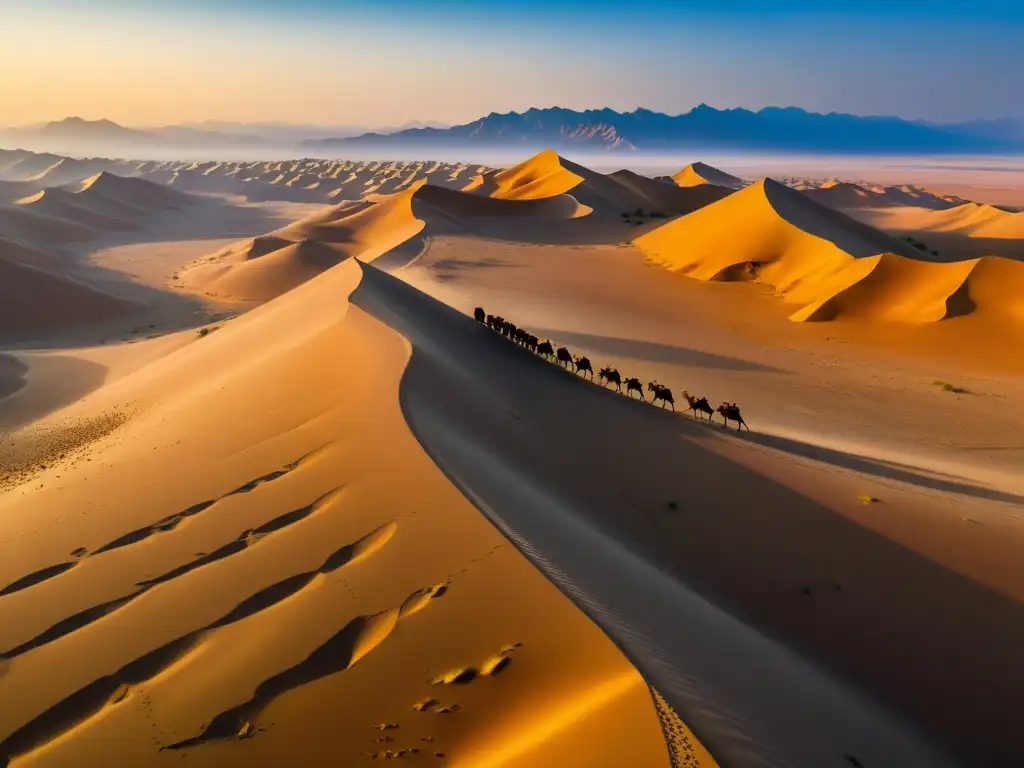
790, 177, 964, 210
0, 256, 133, 337
0, 152, 65, 181
78, 171, 193, 212
0, 181, 43, 205
15, 188, 138, 232
972, 209, 1024, 239
181, 187, 425, 301
0, 206, 97, 245
0, 256, 683, 768
0, 172, 196, 262
671, 162, 744, 190
0, 238, 61, 270
852, 201, 1015, 235
3, 144, 1024, 767
801, 181, 881, 208
181, 177, 612, 302
489, 151, 731, 215
636, 177, 1024, 329
636, 177, 916, 281
183, 239, 352, 302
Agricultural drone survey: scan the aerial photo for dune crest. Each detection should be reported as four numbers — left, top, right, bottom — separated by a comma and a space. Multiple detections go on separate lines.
671, 162, 744, 190
636, 177, 1024, 326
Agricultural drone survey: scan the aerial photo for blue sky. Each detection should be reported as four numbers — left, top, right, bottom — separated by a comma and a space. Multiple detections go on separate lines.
3, 0, 1022, 126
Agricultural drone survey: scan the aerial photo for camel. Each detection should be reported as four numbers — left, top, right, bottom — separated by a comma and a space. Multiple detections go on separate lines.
537, 340, 554, 359
647, 381, 675, 410
474, 307, 485, 324
574, 356, 594, 379
599, 367, 622, 392
555, 347, 573, 369
681, 390, 714, 420
716, 402, 749, 431
624, 377, 644, 400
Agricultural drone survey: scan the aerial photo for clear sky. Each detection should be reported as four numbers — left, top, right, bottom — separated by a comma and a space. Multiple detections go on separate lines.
2, 0, 1022, 128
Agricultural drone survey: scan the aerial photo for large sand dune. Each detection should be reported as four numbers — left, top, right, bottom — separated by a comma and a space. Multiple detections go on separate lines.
0, 257, 693, 768
636, 178, 1024, 328
488, 150, 732, 215
15, 188, 138, 232
180, 167, 684, 302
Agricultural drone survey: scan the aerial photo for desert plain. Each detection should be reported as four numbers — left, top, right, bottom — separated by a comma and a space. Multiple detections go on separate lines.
0, 146, 1022, 768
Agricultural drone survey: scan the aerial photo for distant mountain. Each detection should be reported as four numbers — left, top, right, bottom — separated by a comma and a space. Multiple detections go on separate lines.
374, 120, 452, 134
29, 117, 156, 143
941, 117, 1024, 144
159, 121, 372, 143
303, 105, 1024, 154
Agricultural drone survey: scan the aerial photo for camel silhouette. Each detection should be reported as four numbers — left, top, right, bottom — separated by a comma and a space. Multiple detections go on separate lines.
682, 390, 714, 420
599, 367, 622, 392
647, 381, 675, 410
716, 402, 749, 430
624, 377, 645, 400
574, 356, 594, 379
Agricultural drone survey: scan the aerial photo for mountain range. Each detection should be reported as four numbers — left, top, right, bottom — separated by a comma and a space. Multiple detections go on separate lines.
3, 108, 1024, 156
303, 105, 1024, 154
0, 117, 452, 151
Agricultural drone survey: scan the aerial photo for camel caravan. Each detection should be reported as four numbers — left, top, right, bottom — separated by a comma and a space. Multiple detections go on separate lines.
474, 307, 749, 431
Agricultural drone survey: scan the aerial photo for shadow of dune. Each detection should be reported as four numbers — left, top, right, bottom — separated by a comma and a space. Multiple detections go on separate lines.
0, 523, 396, 762
738, 431, 1024, 505
0, 354, 108, 431
352, 262, 1023, 768
532, 328, 784, 373
0, 355, 27, 400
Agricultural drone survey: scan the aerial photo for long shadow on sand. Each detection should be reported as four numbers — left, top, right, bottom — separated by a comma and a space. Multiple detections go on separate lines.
0, 355, 28, 400
532, 328, 784, 373
353, 263, 1024, 768
0, 354, 108, 431
737, 431, 1024, 505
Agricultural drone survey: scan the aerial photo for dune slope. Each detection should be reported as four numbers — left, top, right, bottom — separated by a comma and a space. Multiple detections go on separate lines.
0, 257, 135, 338
0, 259, 683, 768
635, 178, 1024, 328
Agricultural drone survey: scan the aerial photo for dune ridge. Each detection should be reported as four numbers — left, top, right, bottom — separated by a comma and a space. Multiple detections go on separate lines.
635, 178, 1024, 326
490, 150, 733, 215
181, 154, 732, 303
0, 253, 678, 768
671, 162, 744, 190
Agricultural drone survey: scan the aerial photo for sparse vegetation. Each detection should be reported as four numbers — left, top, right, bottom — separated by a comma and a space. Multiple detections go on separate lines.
857, 494, 881, 505
933, 380, 970, 394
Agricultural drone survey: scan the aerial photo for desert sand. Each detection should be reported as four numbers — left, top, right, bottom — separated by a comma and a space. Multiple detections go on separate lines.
2, 146, 1024, 767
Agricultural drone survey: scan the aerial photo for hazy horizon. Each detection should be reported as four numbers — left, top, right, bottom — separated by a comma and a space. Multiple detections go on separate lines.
4, 0, 1024, 128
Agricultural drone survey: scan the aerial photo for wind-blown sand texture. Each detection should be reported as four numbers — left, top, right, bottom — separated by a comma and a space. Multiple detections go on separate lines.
3, 145, 1024, 767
